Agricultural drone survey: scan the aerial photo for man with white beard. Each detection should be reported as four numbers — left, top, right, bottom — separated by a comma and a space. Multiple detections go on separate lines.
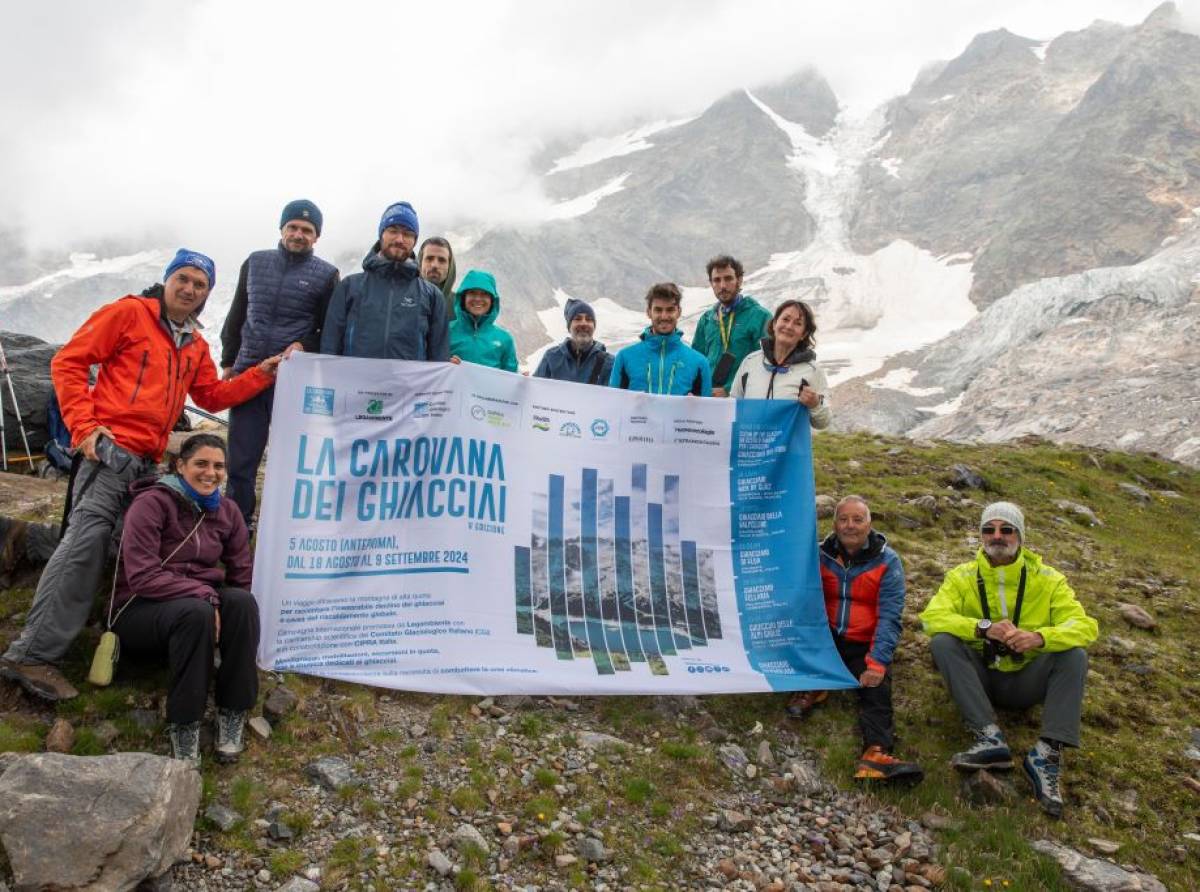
920, 502, 1097, 818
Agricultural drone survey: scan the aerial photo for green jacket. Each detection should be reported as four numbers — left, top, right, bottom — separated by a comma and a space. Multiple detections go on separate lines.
919, 547, 1098, 672
449, 270, 518, 372
691, 294, 771, 391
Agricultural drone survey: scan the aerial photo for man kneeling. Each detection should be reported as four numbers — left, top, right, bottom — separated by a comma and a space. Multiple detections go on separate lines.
920, 502, 1098, 817
790, 496, 923, 784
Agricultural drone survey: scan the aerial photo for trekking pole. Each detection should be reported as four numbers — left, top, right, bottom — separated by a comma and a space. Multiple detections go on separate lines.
0, 337, 35, 471
183, 405, 229, 427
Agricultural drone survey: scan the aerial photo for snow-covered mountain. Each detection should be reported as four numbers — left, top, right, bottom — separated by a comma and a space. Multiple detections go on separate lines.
2, 4, 1197, 465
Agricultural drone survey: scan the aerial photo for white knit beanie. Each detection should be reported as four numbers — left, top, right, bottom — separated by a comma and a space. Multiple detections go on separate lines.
981, 502, 1025, 542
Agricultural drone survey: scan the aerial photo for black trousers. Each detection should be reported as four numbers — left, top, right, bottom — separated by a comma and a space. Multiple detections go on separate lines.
225, 384, 275, 525
113, 588, 260, 725
834, 636, 894, 751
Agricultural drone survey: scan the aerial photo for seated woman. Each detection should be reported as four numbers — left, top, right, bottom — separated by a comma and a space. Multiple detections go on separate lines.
730, 299, 832, 428
111, 432, 259, 767
449, 269, 519, 372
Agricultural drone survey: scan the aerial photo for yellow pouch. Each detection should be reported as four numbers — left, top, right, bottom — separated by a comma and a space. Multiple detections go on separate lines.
87, 630, 120, 687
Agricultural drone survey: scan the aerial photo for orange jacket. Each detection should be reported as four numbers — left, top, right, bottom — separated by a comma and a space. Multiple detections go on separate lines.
52, 295, 273, 460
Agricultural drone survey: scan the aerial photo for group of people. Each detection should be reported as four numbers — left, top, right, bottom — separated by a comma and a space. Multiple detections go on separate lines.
0, 198, 1097, 820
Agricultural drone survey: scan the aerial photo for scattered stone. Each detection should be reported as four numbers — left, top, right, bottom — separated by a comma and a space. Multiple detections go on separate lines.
1054, 499, 1103, 526
718, 743, 749, 776
204, 803, 242, 832
786, 758, 825, 796
274, 878, 319, 892
203, 854, 222, 869
960, 769, 1015, 805
909, 494, 938, 512
554, 853, 578, 869
248, 716, 272, 740
717, 858, 738, 878
1088, 838, 1122, 856
451, 822, 490, 855
92, 721, 121, 748
1155, 489, 1182, 499
409, 723, 427, 738
262, 686, 299, 723
129, 709, 160, 732
496, 821, 513, 835
267, 821, 293, 841
1104, 635, 1138, 658
44, 718, 74, 753
815, 494, 837, 518
0, 753, 200, 892
948, 464, 986, 490
756, 739, 774, 768
1118, 482, 1151, 503
718, 809, 753, 832
426, 849, 454, 877
920, 812, 963, 832
578, 837, 609, 862
304, 756, 360, 791
1031, 840, 1166, 892
577, 730, 627, 751
745, 763, 758, 779
1116, 603, 1157, 630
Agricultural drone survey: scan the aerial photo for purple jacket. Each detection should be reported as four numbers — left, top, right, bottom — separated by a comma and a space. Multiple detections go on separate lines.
113, 476, 253, 609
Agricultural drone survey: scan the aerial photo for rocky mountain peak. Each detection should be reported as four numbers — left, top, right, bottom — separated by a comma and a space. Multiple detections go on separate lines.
750, 68, 839, 136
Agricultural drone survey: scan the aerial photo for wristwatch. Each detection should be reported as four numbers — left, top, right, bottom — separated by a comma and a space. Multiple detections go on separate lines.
975, 619, 992, 639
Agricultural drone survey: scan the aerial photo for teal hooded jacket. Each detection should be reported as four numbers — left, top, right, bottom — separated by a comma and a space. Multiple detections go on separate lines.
449, 270, 519, 372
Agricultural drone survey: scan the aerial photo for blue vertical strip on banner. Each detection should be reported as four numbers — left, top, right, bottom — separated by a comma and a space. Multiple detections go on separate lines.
514, 546, 533, 635
680, 540, 707, 645
729, 401, 857, 691
613, 496, 646, 662
580, 469, 615, 675
647, 502, 680, 654
597, 479, 628, 667
548, 474, 573, 660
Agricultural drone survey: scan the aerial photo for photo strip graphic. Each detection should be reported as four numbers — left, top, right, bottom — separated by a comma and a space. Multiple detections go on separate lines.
514, 464, 724, 677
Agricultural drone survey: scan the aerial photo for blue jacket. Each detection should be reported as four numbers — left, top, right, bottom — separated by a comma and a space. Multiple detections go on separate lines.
610, 328, 712, 396
221, 245, 339, 371
534, 339, 613, 385
819, 530, 906, 671
320, 247, 450, 361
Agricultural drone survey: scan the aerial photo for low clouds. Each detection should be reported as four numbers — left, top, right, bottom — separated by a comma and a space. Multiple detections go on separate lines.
0, 0, 1177, 274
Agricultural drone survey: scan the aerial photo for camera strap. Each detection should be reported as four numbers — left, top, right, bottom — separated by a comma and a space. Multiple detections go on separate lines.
976, 564, 1027, 625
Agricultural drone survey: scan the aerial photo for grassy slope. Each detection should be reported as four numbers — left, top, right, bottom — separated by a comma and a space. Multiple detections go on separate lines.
0, 433, 1196, 890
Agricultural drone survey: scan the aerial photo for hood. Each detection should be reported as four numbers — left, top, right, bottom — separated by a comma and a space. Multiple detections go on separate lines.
820, 528, 887, 565
362, 241, 420, 280
759, 337, 815, 367
418, 238, 457, 301
456, 269, 501, 327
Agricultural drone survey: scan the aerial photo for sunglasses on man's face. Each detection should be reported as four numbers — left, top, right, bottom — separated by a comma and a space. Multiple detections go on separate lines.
981, 525, 1017, 536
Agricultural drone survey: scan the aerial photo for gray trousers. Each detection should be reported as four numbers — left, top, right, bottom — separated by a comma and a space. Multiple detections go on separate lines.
4, 457, 149, 666
930, 633, 1087, 747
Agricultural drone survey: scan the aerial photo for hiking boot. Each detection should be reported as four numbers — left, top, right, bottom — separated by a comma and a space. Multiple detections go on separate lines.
854, 745, 925, 784
0, 658, 79, 702
1023, 739, 1064, 818
785, 689, 828, 719
950, 724, 1013, 771
214, 708, 247, 764
168, 722, 202, 769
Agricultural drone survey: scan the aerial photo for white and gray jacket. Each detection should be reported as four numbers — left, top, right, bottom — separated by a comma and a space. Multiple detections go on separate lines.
731, 341, 832, 429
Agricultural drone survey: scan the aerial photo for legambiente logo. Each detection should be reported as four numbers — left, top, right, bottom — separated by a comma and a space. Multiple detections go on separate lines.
355, 398, 393, 421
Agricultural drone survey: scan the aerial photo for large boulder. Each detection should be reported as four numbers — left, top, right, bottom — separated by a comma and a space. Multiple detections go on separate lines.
0, 332, 57, 455
0, 752, 201, 892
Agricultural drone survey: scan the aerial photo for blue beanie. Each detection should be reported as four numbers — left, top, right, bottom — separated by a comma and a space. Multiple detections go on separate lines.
378, 201, 419, 238
163, 249, 216, 290
564, 298, 596, 330
280, 199, 323, 235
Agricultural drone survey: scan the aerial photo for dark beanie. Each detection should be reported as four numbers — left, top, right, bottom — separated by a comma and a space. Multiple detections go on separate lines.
564, 298, 596, 329
280, 199, 323, 235
379, 201, 420, 238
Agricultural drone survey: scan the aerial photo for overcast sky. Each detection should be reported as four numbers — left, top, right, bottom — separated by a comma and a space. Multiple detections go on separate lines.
0, 0, 1187, 268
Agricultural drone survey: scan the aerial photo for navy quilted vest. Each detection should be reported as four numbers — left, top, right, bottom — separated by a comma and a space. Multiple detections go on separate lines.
234, 246, 338, 371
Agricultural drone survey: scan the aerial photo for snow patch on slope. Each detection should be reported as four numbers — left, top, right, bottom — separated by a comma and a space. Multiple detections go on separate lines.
0, 250, 167, 303
547, 118, 695, 175
545, 174, 630, 220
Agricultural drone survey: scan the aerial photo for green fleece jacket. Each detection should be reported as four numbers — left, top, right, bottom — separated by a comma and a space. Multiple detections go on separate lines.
920, 547, 1098, 672
691, 294, 772, 391
449, 270, 518, 372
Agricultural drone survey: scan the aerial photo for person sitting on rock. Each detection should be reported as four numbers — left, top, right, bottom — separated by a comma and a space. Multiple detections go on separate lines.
448, 270, 518, 372
110, 433, 260, 767
920, 501, 1098, 817
789, 495, 923, 784
731, 298, 831, 428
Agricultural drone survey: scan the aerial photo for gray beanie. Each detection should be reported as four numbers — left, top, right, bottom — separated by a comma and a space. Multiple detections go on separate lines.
981, 502, 1025, 541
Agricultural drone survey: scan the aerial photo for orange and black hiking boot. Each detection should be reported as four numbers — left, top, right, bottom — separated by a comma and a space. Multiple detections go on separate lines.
785, 689, 828, 719
853, 745, 924, 784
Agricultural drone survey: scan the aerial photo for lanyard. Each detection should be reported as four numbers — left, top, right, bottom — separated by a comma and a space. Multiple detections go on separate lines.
717, 308, 737, 350
976, 564, 1026, 627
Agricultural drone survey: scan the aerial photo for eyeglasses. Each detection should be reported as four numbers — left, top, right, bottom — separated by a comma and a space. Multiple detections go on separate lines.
980, 525, 1017, 536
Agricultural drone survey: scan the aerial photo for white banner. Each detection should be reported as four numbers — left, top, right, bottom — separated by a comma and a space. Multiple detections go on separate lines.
254, 353, 855, 695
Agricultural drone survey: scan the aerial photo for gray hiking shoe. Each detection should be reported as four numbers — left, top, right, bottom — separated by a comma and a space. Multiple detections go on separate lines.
168, 722, 202, 769
214, 708, 247, 764
950, 723, 1013, 771
1023, 739, 1064, 818
0, 658, 79, 702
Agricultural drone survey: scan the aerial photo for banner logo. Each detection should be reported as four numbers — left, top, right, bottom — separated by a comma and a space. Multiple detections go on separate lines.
303, 386, 335, 416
